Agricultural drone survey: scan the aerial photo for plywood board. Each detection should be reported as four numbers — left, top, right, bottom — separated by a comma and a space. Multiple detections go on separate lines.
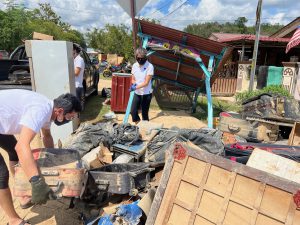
33, 32, 54, 40
247, 149, 300, 184
146, 142, 300, 225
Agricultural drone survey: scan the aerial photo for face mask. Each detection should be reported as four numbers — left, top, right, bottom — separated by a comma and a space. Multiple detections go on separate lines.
54, 114, 70, 126
136, 57, 147, 65
54, 118, 70, 126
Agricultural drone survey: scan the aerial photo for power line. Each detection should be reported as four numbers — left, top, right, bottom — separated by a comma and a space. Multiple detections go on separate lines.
161, 16, 297, 22
159, 0, 188, 20
144, 0, 175, 17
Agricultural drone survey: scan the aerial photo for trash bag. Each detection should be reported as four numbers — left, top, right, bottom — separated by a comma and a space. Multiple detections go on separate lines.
177, 128, 224, 155
65, 122, 140, 157
65, 122, 115, 157
116, 201, 142, 225
97, 201, 142, 225
146, 128, 224, 162
146, 129, 178, 162
98, 215, 113, 225
113, 123, 140, 146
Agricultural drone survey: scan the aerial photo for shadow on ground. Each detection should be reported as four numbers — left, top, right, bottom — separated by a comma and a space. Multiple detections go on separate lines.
80, 94, 110, 123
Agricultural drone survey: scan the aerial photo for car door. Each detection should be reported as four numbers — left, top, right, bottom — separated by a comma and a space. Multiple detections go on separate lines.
80, 51, 92, 91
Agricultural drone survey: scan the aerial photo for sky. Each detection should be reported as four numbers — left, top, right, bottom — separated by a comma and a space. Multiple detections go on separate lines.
0, 0, 299, 32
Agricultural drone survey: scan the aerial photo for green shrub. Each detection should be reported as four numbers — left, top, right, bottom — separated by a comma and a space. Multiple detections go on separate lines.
235, 85, 291, 103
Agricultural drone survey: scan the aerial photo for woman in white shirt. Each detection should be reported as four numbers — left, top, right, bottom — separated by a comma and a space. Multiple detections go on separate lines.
130, 48, 154, 124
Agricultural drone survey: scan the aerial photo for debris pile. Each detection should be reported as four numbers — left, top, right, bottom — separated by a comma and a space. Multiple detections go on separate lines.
13, 94, 300, 225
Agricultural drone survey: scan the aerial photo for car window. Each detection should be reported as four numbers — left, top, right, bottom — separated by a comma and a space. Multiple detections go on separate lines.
11, 47, 23, 60
20, 48, 28, 60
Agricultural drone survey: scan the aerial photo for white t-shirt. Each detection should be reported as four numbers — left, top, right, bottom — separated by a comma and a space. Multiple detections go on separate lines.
74, 55, 85, 88
132, 61, 154, 95
0, 89, 53, 135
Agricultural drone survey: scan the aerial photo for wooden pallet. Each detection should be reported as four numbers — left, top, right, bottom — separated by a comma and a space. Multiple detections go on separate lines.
146, 142, 300, 225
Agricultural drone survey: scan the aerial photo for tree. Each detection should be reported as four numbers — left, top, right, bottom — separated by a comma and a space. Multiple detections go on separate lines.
141, 17, 160, 24
0, 3, 85, 51
0, 6, 30, 51
183, 17, 284, 38
234, 17, 248, 34
87, 24, 134, 60
31, 3, 71, 31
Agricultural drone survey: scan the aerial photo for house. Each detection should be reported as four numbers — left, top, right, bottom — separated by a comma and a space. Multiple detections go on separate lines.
270, 17, 300, 38
209, 17, 300, 65
208, 17, 300, 94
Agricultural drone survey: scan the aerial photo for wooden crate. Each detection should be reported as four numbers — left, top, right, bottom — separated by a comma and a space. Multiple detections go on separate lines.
146, 142, 300, 225
288, 122, 300, 146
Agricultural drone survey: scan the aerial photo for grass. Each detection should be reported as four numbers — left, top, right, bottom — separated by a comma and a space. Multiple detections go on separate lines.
193, 97, 241, 121
80, 94, 111, 123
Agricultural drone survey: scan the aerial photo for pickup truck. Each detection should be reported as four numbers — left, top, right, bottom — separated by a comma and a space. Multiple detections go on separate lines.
0, 45, 99, 107
0, 45, 31, 90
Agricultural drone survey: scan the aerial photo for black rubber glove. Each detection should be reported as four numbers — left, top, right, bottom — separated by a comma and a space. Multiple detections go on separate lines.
31, 176, 52, 204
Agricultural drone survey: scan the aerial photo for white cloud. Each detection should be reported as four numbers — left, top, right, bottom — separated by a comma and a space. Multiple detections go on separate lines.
0, 0, 298, 32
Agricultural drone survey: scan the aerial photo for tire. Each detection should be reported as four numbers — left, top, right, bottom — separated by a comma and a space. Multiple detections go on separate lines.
103, 70, 112, 78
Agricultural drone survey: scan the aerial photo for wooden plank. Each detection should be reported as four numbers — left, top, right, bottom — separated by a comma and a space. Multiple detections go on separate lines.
250, 183, 266, 225
188, 163, 211, 225
233, 79, 237, 92
146, 142, 300, 225
218, 172, 237, 224
33, 32, 54, 40
288, 122, 300, 146
197, 190, 224, 223
247, 149, 300, 184
154, 161, 184, 225
155, 153, 188, 225
260, 185, 293, 222
222, 201, 253, 225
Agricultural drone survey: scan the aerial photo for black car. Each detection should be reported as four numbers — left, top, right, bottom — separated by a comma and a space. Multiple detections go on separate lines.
0, 44, 99, 108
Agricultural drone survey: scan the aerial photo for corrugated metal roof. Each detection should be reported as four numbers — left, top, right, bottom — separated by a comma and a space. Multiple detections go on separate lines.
135, 19, 233, 89
219, 34, 290, 43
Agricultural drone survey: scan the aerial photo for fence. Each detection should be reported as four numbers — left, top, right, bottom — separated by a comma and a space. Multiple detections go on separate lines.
211, 62, 238, 95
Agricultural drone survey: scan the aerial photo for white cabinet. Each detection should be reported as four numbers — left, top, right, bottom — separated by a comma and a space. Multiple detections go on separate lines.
25, 40, 78, 144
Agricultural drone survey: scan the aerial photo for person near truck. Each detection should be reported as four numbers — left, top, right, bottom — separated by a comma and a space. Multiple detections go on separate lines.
130, 47, 154, 124
73, 44, 85, 106
0, 89, 81, 225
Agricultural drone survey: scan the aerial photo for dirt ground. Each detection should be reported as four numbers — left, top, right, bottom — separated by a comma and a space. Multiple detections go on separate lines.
0, 78, 207, 225
101, 79, 207, 129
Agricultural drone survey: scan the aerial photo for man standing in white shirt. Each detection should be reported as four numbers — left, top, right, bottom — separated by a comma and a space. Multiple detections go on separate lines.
73, 44, 85, 108
0, 89, 81, 225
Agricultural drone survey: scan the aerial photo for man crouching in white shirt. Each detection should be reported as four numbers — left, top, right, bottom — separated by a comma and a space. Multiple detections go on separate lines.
0, 89, 81, 225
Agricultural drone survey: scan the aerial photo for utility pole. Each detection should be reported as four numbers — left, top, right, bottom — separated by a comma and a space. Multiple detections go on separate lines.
130, 0, 137, 50
249, 0, 263, 91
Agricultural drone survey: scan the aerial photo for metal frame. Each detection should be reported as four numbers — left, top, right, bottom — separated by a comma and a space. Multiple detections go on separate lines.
137, 32, 220, 128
